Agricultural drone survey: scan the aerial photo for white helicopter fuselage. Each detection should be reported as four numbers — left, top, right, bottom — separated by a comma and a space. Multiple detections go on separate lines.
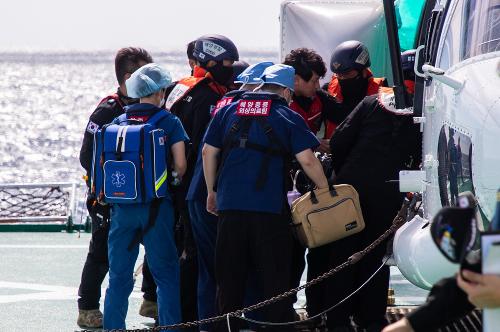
394, 0, 500, 289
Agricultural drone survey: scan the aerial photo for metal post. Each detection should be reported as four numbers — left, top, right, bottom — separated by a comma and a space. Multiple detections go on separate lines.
383, 0, 409, 110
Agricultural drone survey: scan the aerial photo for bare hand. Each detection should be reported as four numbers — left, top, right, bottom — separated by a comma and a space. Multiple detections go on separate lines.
382, 318, 414, 332
457, 270, 500, 308
317, 139, 330, 154
206, 192, 218, 216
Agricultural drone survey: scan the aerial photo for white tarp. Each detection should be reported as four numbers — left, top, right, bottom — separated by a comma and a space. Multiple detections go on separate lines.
280, 0, 393, 85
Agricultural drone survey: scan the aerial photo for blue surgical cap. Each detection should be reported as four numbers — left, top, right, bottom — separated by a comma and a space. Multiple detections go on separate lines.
126, 63, 172, 99
235, 61, 274, 84
260, 64, 295, 91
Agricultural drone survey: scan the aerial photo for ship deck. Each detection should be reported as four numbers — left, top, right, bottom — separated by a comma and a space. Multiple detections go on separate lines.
0, 232, 429, 331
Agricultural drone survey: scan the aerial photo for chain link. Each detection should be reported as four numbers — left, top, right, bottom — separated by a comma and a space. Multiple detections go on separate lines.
82, 199, 411, 332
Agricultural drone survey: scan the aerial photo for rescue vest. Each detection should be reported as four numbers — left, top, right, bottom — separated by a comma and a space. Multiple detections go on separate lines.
91, 110, 169, 204
377, 86, 414, 116
219, 99, 290, 191
289, 96, 323, 134
97, 93, 124, 110
165, 66, 227, 111
325, 73, 386, 138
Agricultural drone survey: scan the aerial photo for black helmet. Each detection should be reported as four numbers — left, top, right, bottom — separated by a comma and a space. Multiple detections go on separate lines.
192, 34, 239, 63
232, 60, 250, 81
401, 49, 417, 72
330, 40, 371, 74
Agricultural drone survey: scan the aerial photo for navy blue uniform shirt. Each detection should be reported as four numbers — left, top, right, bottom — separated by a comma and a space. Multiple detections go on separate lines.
186, 90, 246, 202
204, 92, 319, 214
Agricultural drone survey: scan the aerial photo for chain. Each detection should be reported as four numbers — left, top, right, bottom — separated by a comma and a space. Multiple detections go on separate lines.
82, 199, 411, 332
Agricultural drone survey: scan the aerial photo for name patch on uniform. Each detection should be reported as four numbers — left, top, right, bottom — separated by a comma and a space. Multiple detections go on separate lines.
86, 121, 99, 134
165, 84, 190, 110
211, 97, 234, 117
236, 100, 272, 117
128, 115, 149, 123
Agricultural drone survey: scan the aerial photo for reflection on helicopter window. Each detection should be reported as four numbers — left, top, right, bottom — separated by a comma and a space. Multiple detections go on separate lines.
439, 0, 463, 70
437, 126, 474, 207
462, 0, 500, 60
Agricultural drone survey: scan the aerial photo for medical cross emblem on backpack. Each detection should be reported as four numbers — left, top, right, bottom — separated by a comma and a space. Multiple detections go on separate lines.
111, 171, 126, 188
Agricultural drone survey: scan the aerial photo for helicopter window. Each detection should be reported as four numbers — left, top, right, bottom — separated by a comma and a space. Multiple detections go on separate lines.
439, 0, 463, 70
437, 125, 474, 207
462, 0, 500, 59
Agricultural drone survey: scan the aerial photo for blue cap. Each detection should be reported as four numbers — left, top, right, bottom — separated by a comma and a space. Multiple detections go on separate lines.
235, 61, 274, 84
260, 64, 295, 91
125, 63, 172, 99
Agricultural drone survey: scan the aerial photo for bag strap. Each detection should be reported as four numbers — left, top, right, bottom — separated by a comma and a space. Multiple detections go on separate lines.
146, 110, 169, 126
214, 117, 246, 192
309, 182, 338, 204
254, 117, 289, 190
127, 198, 162, 251
216, 116, 290, 191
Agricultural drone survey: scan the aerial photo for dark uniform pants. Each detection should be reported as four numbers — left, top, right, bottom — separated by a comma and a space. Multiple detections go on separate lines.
214, 210, 294, 332
306, 192, 398, 330
77, 202, 157, 310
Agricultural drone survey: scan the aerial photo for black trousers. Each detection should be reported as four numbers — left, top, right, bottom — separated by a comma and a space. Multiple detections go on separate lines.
77, 202, 157, 310
172, 184, 198, 330
214, 210, 294, 332
305, 191, 399, 329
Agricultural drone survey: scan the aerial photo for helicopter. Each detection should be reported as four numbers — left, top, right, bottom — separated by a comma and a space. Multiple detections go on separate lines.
280, 0, 500, 290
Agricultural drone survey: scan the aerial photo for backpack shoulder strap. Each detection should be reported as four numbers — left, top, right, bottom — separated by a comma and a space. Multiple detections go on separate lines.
146, 110, 169, 126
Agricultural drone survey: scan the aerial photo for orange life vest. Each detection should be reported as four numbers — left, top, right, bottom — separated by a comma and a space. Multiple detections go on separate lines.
325, 72, 386, 138
377, 81, 415, 115
289, 95, 323, 135
165, 66, 227, 110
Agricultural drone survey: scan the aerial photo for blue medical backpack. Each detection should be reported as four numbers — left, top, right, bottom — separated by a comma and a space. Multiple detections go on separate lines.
91, 111, 169, 204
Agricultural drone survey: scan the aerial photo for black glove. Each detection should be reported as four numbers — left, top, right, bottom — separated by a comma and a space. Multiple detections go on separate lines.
86, 196, 110, 227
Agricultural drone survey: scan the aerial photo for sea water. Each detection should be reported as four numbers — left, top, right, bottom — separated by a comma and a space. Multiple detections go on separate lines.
0, 51, 277, 184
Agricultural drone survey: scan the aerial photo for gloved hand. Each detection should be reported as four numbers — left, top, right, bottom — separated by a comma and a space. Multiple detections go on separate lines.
86, 196, 110, 227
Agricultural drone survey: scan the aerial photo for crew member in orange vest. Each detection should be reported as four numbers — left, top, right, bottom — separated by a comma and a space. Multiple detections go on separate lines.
284, 48, 345, 137
164, 34, 239, 326
320, 40, 387, 152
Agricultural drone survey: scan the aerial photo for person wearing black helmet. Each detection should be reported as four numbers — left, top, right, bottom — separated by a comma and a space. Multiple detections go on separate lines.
306, 50, 420, 332
322, 40, 387, 150
187, 40, 197, 74
164, 34, 239, 326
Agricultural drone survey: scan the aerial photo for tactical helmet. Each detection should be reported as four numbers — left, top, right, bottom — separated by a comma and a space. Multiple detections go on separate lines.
192, 34, 239, 63
330, 40, 371, 74
401, 49, 417, 72
232, 60, 250, 82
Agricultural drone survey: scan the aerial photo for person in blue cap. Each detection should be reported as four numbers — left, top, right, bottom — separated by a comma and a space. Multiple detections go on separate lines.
202, 63, 329, 331
185, 61, 273, 332
103, 63, 189, 330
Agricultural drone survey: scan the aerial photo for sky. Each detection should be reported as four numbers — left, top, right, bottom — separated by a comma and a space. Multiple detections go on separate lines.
0, 0, 285, 52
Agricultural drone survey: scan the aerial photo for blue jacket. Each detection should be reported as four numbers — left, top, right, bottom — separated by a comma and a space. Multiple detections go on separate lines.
204, 92, 319, 214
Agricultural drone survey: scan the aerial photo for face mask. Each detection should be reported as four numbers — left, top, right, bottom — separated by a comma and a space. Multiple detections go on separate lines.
208, 62, 234, 86
338, 75, 369, 106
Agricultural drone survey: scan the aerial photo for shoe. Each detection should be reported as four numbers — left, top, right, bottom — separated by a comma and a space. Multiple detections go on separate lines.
139, 299, 158, 319
77, 309, 103, 328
